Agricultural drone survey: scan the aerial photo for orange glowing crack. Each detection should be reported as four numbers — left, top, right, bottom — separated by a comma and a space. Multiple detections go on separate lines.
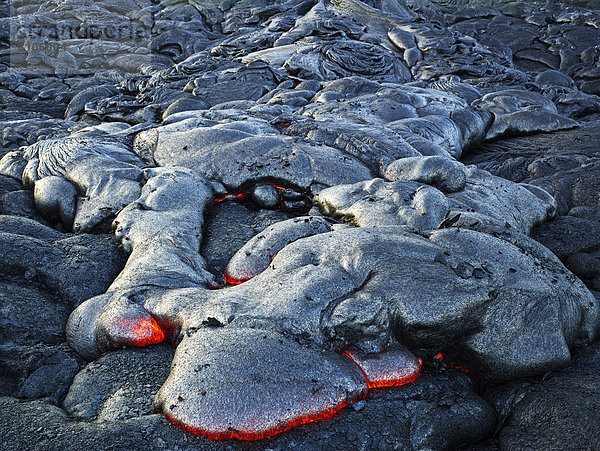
433, 352, 479, 382
224, 273, 248, 286
214, 193, 246, 204
213, 184, 304, 210
274, 121, 291, 129
266, 182, 287, 191
265, 182, 287, 209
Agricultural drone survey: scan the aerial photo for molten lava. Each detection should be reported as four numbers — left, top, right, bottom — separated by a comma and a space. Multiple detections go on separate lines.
115, 315, 165, 347
213, 183, 300, 211
433, 352, 479, 382
160, 345, 422, 441
223, 273, 248, 286
273, 120, 291, 129
213, 192, 246, 204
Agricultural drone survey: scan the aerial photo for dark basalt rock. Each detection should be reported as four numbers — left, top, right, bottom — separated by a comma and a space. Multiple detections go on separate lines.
464, 120, 600, 173
0, 364, 495, 450
529, 161, 600, 215
0, 215, 126, 307
63, 345, 174, 422
0, 189, 48, 224
64, 85, 120, 121
317, 165, 555, 234
161, 95, 209, 119
134, 117, 374, 193
0, 277, 84, 401
17, 346, 81, 402
565, 252, 600, 291
473, 89, 579, 140
12, 137, 146, 232
0, 117, 74, 155
535, 69, 576, 88
0, 343, 82, 403
532, 215, 600, 259
0, 175, 23, 198
491, 340, 600, 450
0, 280, 70, 348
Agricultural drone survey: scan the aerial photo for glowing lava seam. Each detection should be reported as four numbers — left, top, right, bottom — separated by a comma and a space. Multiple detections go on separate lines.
164, 399, 355, 441
434, 352, 479, 382
118, 314, 422, 440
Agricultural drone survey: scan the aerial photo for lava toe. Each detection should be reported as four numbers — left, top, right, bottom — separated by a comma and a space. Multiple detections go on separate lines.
153, 328, 367, 440
343, 345, 422, 389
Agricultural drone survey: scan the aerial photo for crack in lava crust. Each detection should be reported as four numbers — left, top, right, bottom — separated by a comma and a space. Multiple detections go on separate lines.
434, 352, 480, 382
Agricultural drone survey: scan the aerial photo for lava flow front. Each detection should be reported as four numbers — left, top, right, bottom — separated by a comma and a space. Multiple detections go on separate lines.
163, 398, 355, 441
162, 346, 424, 441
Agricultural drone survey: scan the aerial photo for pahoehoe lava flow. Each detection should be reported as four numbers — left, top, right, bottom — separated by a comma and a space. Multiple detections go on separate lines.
1, 0, 600, 449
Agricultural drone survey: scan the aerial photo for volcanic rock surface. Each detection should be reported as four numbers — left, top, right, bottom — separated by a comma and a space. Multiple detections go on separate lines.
2, 0, 600, 449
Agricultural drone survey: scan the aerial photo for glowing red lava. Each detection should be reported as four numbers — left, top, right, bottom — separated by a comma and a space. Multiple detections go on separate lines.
223, 273, 248, 286
433, 352, 479, 382
343, 348, 422, 389
268, 182, 287, 191
214, 192, 246, 204
213, 183, 298, 210
274, 120, 291, 129
115, 315, 165, 347
164, 399, 353, 441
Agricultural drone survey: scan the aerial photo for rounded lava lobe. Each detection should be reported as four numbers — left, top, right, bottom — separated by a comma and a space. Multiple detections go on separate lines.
343, 346, 422, 389
67, 292, 166, 359
224, 216, 333, 284
251, 183, 281, 209
33, 175, 78, 229
384, 156, 467, 193
223, 272, 248, 286
153, 328, 368, 440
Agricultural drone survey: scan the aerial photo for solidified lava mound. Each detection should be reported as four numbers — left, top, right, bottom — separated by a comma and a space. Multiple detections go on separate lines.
2, 0, 600, 449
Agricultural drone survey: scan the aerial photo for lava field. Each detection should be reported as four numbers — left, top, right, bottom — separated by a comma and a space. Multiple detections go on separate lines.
1, 0, 600, 449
